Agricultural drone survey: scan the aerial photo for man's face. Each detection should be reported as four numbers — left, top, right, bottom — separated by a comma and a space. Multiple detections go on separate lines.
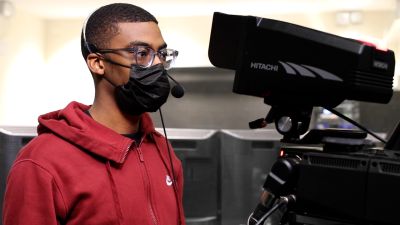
104, 22, 167, 85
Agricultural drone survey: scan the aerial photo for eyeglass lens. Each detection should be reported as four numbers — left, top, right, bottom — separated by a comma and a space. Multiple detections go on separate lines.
133, 46, 177, 69
135, 46, 153, 68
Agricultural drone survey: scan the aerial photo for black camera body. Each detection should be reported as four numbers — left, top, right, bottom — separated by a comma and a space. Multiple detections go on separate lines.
209, 12, 394, 108
280, 134, 400, 225
208, 12, 399, 225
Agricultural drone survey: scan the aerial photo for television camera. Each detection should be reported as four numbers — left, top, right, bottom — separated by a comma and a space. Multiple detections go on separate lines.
208, 12, 400, 225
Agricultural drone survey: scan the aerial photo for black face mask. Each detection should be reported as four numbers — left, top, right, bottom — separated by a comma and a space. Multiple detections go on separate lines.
114, 64, 170, 115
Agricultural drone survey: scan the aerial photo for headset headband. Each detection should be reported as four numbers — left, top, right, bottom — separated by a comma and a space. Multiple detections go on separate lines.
82, 9, 97, 53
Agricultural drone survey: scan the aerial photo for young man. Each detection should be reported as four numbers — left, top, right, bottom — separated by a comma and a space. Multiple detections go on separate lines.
3, 3, 185, 225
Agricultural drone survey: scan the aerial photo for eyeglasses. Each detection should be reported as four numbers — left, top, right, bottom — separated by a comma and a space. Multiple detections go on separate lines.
97, 46, 178, 70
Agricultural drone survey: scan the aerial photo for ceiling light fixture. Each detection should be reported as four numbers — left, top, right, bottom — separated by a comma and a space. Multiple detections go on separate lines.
0, 0, 14, 18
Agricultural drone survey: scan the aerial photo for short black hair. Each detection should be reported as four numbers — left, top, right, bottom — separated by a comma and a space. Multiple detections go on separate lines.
81, 3, 158, 60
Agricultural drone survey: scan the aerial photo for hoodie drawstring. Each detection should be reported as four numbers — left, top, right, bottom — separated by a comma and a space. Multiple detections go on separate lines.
106, 161, 123, 225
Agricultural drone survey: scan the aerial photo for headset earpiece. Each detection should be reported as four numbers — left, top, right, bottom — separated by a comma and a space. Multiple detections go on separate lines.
85, 42, 97, 54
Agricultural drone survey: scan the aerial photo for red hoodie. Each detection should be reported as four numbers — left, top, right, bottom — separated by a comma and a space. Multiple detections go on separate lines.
2, 101, 186, 225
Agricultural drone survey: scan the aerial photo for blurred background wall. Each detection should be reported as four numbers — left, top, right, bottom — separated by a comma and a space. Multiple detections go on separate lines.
2, 1, 400, 224
0, 0, 400, 132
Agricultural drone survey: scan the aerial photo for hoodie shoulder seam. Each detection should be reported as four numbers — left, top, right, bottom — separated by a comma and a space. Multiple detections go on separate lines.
10, 159, 69, 218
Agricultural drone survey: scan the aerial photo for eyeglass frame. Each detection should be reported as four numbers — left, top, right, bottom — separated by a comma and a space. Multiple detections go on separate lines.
95, 46, 179, 70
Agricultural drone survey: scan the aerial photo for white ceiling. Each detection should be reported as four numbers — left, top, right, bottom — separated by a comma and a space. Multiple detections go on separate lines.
9, 0, 399, 19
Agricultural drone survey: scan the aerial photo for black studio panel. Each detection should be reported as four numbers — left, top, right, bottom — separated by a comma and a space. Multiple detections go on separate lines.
0, 126, 36, 225
219, 129, 281, 225
162, 129, 221, 225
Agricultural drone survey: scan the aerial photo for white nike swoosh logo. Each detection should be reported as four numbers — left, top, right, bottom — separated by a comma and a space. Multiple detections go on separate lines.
166, 175, 173, 186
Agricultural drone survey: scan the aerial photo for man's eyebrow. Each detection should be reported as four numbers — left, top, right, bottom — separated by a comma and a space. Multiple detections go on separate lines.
127, 41, 149, 47
127, 41, 168, 50
158, 43, 168, 50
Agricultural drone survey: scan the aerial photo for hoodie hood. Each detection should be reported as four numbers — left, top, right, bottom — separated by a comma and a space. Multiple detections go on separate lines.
37, 101, 157, 164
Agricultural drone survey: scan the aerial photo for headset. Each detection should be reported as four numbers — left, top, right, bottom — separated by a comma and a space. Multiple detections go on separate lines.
82, 10, 97, 55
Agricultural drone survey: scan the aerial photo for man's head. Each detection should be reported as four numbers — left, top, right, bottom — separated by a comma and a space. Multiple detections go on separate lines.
81, 3, 178, 116
81, 3, 158, 60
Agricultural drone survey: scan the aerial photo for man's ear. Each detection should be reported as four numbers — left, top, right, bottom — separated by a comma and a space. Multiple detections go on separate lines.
86, 53, 105, 75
